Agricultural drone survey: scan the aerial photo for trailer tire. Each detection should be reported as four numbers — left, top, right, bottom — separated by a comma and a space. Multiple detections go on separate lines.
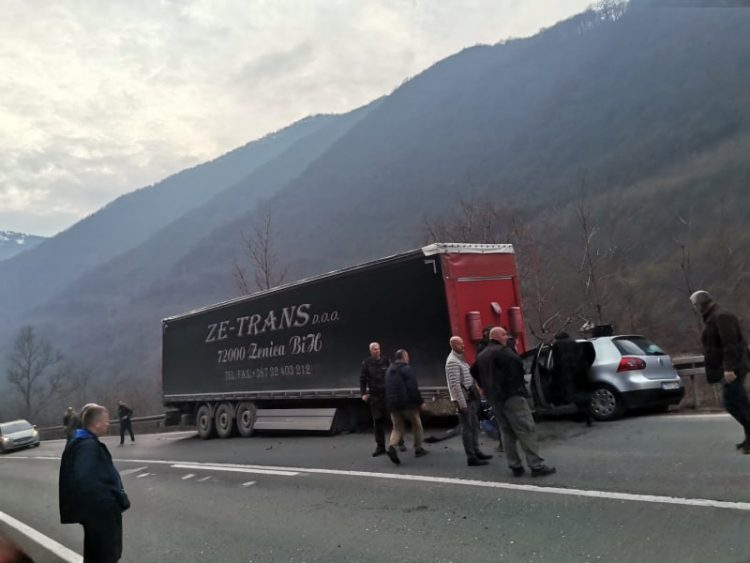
236, 402, 257, 437
196, 404, 216, 439
215, 402, 235, 439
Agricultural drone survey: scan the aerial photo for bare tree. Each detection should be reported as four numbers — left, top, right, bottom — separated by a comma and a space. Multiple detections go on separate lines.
5, 326, 65, 420
507, 216, 579, 343
423, 196, 507, 244
233, 210, 288, 294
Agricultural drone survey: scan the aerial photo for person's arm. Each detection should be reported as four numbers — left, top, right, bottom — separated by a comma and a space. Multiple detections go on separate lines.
718, 313, 745, 381
404, 366, 424, 406
445, 359, 467, 411
359, 361, 369, 400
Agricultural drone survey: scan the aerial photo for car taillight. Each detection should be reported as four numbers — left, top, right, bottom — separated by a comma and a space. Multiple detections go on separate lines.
617, 357, 647, 372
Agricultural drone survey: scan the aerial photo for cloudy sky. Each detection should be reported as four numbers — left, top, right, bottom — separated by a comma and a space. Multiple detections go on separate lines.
1, 0, 592, 236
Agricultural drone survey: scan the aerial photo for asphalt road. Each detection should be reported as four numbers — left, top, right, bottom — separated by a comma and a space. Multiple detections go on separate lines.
1, 413, 749, 563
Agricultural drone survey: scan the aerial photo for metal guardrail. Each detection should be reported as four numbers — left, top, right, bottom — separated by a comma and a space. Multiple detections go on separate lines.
673, 354, 706, 410
39, 414, 167, 440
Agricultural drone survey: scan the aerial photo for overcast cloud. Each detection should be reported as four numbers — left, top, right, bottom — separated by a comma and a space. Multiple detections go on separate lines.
0, 0, 592, 236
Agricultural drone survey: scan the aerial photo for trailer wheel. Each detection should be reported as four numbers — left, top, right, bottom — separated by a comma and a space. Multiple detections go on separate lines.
196, 404, 216, 439
236, 402, 257, 437
215, 402, 235, 439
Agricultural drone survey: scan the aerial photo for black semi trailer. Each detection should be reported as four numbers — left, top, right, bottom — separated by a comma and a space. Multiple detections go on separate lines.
162, 243, 526, 438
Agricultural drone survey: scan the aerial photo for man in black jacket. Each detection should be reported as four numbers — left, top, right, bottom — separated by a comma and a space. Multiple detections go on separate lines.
551, 332, 594, 426
475, 327, 556, 477
691, 290, 750, 453
59, 403, 130, 562
384, 349, 428, 464
117, 401, 134, 446
360, 342, 404, 457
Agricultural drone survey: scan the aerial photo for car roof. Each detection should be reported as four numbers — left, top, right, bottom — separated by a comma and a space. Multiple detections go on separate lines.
0, 419, 32, 427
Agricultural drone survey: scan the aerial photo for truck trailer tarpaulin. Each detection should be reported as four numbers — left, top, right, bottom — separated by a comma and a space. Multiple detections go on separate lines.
162, 243, 526, 438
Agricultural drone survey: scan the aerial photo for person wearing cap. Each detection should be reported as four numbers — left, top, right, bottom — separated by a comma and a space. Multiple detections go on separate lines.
63, 406, 79, 441
690, 290, 750, 453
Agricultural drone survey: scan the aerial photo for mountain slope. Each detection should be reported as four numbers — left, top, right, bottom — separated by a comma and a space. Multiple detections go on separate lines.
0, 114, 339, 322
4, 4, 750, 391
0, 232, 45, 261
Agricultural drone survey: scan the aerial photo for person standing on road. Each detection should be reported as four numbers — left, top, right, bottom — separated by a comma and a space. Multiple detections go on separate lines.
63, 406, 79, 441
690, 290, 750, 453
59, 403, 130, 563
117, 401, 135, 446
475, 327, 556, 477
551, 332, 594, 426
446, 336, 493, 466
385, 349, 428, 464
360, 342, 404, 457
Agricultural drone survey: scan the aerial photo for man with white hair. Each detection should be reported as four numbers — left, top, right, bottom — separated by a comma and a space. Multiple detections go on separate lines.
690, 290, 750, 453
446, 335, 493, 466
360, 342, 405, 456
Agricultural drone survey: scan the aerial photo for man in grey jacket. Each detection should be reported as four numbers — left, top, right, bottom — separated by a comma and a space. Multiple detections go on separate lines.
446, 336, 493, 466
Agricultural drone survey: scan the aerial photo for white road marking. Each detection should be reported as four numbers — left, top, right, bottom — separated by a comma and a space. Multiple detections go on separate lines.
0, 510, 82, 563
5, 454, 750, 512
657, 413, 730, 420
119, 466, 148, 476
171, 463, 299, 476
136, 473, 151, 479
198, 476, 211, 482
242, 481, 257, 487
182, 473, 196, 480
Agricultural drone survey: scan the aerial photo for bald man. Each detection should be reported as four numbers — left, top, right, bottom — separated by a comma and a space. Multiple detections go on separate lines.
475, 327, 556, 477
446, 336, 492, 466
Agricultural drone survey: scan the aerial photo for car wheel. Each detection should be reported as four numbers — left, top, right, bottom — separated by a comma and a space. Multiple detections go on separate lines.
590, 386, 624, 421
196, 404, 216, 439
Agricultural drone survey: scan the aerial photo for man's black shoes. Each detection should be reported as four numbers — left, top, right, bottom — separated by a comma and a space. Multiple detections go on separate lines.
372, 446, 386, 457
531, 465, 557, 477
510, 466, 525, 477
474, 451, 493, 461
387, 446, 401, 465
468, 457, 489, 466
414, 447, 429, 458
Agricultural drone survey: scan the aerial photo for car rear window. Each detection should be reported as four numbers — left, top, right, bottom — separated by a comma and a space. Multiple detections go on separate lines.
613, 337, 666, 356
0, 421, 31, 434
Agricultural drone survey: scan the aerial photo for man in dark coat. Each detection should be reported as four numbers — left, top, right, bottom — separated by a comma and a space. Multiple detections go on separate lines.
551, 332, 594, 426
117, 401, 134, 446
475, 327, 556, 477
384, 349, 428, 464
59, 403, 130, 562
360, 342, 404, 456
691, 290, 750, 453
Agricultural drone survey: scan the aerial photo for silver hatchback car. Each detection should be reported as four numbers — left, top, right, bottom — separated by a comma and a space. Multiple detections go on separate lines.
0, 419, 41, 453
525, 335, 685, 421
